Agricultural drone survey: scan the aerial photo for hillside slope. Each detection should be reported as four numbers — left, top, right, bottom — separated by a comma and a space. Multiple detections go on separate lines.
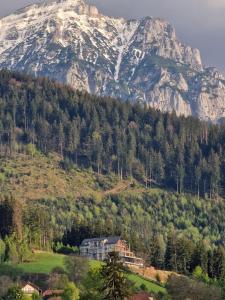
1, 152, 224, 247
13, 252, 166, 294
1, 70, 225, 201
0, 0, 225, 121
0, 70, 225, 255
0, 152, 120, 202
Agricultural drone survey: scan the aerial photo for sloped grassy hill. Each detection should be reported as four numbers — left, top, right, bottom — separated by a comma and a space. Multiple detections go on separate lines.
0, 152, 120, 202
1, 151, 225, 246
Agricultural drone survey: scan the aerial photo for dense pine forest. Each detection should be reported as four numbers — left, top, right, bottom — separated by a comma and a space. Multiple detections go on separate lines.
0, 69, 224, 197
0, 70, 225, 291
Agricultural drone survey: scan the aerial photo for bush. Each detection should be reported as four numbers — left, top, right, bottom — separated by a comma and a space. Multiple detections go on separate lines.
26, 143, 38, 156
63, 282, 80, 300
139, 283, 147, 291
193, 266, 210, 283
193, 266, 203, 279
54, 242, 78, 255
4, 286, 24, 300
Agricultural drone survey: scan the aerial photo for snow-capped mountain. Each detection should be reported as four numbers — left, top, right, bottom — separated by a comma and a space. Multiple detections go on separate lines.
1, 0, 225, 122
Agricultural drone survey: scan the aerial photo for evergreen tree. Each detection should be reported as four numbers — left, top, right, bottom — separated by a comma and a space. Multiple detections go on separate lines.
213, 246, 225, 279
191, 241, 209, 274
165, 231, 178, 271
176, 236, 194, 273
101, 252, 131, 300
149, 233, 165, 269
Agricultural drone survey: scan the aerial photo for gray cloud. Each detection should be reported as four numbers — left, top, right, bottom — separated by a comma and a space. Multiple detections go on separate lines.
1, 0, 225, 73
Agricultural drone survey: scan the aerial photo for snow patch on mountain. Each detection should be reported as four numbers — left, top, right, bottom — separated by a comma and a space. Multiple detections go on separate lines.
114, 21, 139, 81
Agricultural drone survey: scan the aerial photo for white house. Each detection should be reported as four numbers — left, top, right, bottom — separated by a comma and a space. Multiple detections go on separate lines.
80, 236, 144, 266
21, 282, 41, 296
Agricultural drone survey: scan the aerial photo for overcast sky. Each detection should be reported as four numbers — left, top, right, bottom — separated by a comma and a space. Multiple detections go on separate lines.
1, 0, 225, 74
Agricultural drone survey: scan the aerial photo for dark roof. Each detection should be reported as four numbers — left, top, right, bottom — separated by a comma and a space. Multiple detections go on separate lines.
43, 290, 64, 297
81, 236, 121, 246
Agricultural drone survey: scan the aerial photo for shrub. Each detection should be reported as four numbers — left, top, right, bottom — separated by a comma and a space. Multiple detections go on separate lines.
140, 283, 147, 291
4, 286, 24, 300
54, 242, 78, 255
63, 282, 80, 300
26, 143, 38, 156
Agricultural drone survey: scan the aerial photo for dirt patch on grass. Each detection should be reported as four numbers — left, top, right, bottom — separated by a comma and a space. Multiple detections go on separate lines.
130, 265, 178, 284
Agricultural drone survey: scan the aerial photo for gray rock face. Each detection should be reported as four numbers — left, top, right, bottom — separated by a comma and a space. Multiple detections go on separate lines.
0, 0, 225, 122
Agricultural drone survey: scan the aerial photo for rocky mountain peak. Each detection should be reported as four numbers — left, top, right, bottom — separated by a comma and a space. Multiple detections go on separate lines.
52, 0, 100, 16
0, 0, 224, 122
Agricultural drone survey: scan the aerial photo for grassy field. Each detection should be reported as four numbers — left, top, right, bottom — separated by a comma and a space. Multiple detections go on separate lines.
18, 252, 66, 274
127, 273, 165, 294
14, 252, 166, 294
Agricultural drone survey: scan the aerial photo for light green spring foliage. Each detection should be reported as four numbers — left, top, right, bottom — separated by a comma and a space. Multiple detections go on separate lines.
32, 292, 42, 300
193, 266, 203, 279
62, 282, 80, 300
4, 234, 31, 264
82, 267, 104, 300
193, 266, 210, 284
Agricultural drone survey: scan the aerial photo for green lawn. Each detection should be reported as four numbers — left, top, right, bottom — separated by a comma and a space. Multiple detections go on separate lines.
127, 273, 166, 294
18, 252, 66, 274
5, 252, 165, 294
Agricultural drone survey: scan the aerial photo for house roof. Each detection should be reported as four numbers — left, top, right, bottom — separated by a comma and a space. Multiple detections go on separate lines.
21, 282, 42, 292
43, 290, 64, 297
80, 236, 121, 246
130, 292, 154, 300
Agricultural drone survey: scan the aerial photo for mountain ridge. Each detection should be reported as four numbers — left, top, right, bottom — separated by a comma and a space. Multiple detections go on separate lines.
0, 0, 225, 122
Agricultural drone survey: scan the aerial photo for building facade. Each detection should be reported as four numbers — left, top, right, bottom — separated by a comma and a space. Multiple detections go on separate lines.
80, 236, 144, 267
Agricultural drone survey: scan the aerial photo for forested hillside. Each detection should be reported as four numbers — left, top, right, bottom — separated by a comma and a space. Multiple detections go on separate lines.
0, 70, 225, 198
0, 152, 225, 277
0, 70, 225, 281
